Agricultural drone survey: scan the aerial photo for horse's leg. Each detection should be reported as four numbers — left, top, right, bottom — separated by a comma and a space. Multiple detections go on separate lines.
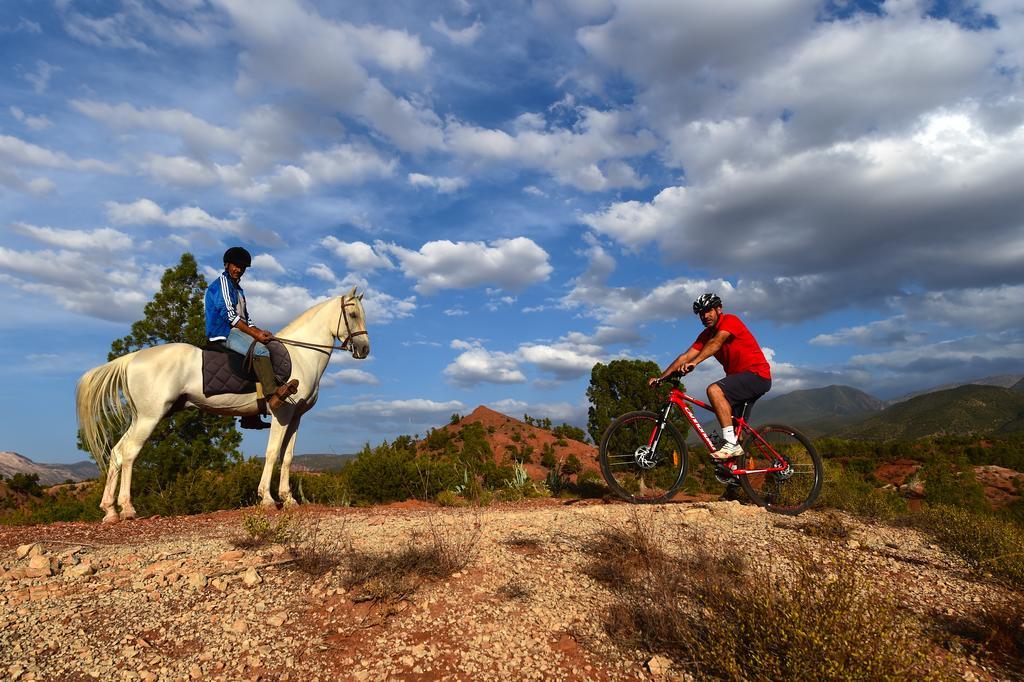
278, 414, 302, 507
100, 451, 123, 524
258, 419, 287, 508
114, 414, 162, 521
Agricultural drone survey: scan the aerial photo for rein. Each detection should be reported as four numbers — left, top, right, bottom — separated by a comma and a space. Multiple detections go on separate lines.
271, 296, 367, 356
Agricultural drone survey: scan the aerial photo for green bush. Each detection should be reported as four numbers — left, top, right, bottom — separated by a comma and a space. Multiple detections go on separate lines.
816, 461, 907, 520
914, 505, 1024, 589
7, 473, 43, 497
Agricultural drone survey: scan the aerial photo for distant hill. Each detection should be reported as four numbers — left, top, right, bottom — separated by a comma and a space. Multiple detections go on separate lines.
423, 406, 598, 481
894, 374, 1024, 403
1013, 377, 1024, 393
0, 451, 99, 485
837, 385, 1024, 440
751, 385, 885, 437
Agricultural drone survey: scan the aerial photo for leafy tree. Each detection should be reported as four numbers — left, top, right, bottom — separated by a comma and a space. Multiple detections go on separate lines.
586, 359, 686, 443
95, 253, 242, 505
7, 473, 43, 496
552, 423, 588, 443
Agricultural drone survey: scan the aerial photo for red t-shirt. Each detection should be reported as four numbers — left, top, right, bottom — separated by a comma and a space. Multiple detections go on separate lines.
691, 313, 771, 379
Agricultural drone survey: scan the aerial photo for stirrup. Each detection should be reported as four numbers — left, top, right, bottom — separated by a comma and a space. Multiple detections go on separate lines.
239, 415, 270, 430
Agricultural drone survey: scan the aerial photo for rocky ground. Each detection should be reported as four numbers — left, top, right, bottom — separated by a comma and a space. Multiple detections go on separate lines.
0, 499, 1020, 681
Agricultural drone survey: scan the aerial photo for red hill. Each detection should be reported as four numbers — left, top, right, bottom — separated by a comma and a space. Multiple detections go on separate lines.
418, 405, 598, 482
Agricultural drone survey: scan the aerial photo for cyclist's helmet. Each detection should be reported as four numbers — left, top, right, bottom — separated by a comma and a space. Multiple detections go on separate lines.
223, 246, 252, 268
693, 293, 722, 315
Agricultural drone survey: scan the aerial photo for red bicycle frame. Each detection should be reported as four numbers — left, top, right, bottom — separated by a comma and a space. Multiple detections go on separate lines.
654, 386, 788, 476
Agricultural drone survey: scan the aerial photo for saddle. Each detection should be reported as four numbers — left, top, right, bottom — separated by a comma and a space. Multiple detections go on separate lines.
201, 339, 292, 398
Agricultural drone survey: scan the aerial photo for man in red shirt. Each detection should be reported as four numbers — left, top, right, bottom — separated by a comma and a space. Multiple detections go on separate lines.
649, 293, 772, 460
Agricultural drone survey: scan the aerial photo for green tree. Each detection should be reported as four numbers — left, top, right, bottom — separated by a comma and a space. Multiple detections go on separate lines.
586, 359, 687, 443
100, 253, 242, 502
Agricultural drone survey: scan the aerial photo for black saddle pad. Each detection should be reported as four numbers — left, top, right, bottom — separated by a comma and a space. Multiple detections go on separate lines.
201, 339, 292, 397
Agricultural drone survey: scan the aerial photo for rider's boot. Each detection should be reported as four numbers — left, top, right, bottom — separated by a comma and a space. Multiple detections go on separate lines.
252, 355, 299, 411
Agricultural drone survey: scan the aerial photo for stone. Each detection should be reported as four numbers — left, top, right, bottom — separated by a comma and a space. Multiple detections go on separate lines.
268, 613, 286, 627
647, 655, 673, 679
15, 544, 39, 560
230, 619, 248, 634
218, 550, 245, 563
67, 563, 95, 578
242, 567, 262, 587
26, 556, 53, 578
187, 573, 207, 590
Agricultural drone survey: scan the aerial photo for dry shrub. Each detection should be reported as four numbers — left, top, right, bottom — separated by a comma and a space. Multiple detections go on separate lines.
591, 514, 951, 681
915, 505, 1024, 589
286, 512, 349, 576
503, 533, 544, 554
583, 509, 669, 588
233, 506, 296, 549
496, 579, 532, 600
793, 510, 852, 541
343, 514, 481, 603
936, 598, 1024, 676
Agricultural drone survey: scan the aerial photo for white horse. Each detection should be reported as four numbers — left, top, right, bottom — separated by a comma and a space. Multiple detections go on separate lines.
76, 289, 369, 523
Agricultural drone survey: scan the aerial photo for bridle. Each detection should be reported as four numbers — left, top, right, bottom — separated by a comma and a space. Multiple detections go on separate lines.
272, 295, 368, 356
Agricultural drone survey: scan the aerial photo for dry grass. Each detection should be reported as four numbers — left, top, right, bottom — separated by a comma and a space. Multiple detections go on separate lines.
343, 514, 482, 604
503, 533, 544, 554
792, 510, 852, 541
585, 511, 953, 681
935, 598, 1024, 677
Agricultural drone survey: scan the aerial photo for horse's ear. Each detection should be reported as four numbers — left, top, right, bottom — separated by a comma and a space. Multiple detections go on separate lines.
347, 286, 357, 298
357, 292, 364, 301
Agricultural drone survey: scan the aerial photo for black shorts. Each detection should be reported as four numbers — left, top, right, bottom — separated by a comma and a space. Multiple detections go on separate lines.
715, 372, 772, 418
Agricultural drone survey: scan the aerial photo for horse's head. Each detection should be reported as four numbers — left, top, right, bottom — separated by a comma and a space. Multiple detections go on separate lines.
337, 287, 370, 359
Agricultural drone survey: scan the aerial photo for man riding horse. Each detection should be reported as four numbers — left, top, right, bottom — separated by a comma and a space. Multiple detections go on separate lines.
205, 246, 299, 428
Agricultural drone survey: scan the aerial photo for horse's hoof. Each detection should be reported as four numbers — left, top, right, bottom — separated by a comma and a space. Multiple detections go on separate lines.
281, 497, 298, 508
102, 512, 119, 525
260, 499, 278, 509
120, 507, 137, 521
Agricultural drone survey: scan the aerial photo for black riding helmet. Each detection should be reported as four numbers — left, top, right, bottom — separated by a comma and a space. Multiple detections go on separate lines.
693, 292, 722, 314
223, 246, 252, 268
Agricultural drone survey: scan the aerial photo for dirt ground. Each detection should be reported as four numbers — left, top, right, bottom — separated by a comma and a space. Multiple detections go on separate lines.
0, 499, 1019, 681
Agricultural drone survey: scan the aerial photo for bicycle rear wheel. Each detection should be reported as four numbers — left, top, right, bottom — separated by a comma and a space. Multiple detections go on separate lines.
738, 424, 822, 515
599, 411, 688, 504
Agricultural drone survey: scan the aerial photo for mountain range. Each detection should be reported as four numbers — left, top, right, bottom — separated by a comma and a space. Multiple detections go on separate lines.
0, 451, 99, 486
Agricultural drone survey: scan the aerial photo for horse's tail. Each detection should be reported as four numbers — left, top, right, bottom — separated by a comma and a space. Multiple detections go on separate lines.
76, 352, 138, 474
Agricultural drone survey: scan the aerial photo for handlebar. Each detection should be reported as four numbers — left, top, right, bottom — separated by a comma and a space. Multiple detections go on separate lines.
652, 369, 686, 386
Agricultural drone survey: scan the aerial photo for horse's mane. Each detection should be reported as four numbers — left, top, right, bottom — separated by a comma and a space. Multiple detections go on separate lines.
278, 296, 335, 336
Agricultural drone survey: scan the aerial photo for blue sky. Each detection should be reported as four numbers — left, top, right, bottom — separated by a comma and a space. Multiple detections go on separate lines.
2, 0, 1023, 463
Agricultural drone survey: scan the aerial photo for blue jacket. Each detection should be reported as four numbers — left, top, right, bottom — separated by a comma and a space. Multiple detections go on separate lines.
205, 271, 253, 341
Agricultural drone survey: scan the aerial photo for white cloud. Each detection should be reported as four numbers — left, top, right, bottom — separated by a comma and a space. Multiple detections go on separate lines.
212, 0, 444, 153
810, 316, 926, 347
444, 339, 526, 386
251, 253, 285, 274
320, 368, 379, 387
0, 246, 161, 321
487, 398, 587, 427
72, 100, 241, 152
322, 237, 394, 272
446, 106, 656, 191
431, 16, 484, 46
9, 106, 52, 131
384, 237, 552, 294
0, 134, 120, 173
317, 398, 466, 428
518, 343, 602, 380
408, 172, 468, 193
11, 223, 133, 252
105, 198, 274, 241
19, 60, 60, 93
306, 263, 338, 283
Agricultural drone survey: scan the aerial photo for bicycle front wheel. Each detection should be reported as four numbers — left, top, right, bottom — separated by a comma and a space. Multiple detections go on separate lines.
738, 424, 822, 515
599, 411, 688, 504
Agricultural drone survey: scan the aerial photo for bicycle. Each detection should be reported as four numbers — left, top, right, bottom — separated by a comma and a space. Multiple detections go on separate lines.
598, 371, 823, 515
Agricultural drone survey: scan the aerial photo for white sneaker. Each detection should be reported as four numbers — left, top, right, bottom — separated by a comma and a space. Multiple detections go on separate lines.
710, 442, 743, 460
